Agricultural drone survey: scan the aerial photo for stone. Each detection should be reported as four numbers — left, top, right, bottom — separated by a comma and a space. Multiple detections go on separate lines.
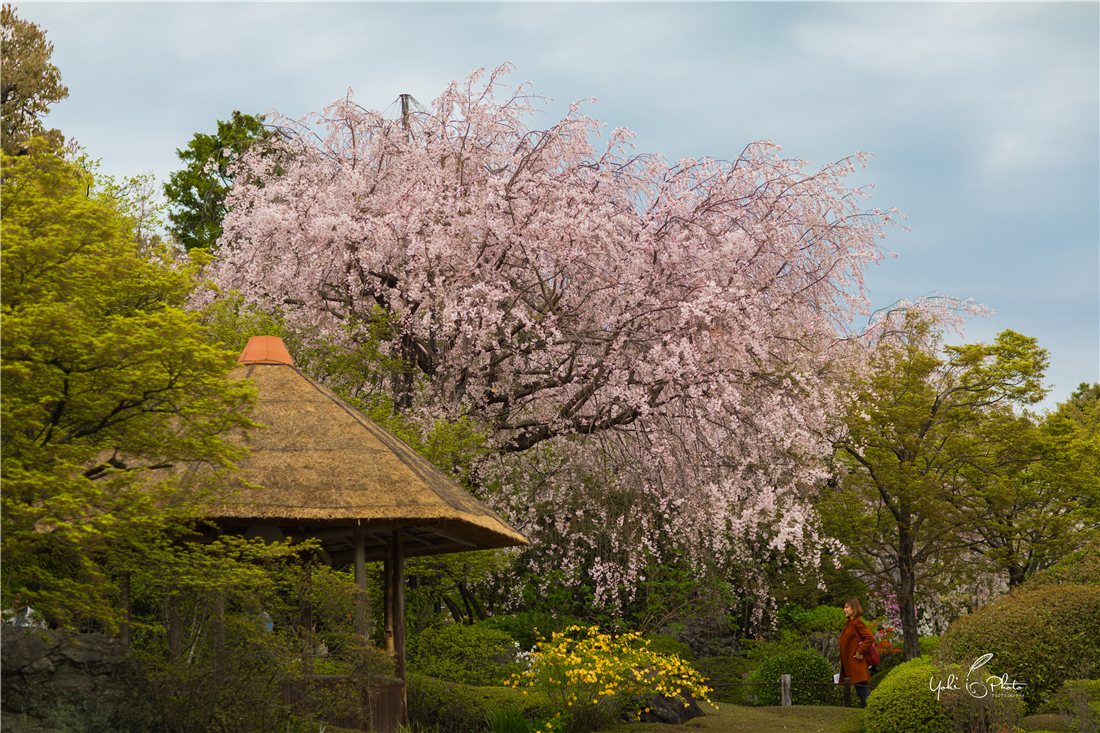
59, 638, 107, 665
24, 657, 55, 676
0, 628, 52, 673
638, 688, 704, 725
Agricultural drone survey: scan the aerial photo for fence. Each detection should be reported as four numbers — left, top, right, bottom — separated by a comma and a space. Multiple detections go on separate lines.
711, 677, 873, 707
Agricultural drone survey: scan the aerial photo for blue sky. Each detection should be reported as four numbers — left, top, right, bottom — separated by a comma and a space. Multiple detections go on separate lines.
16, 1, 1099, 410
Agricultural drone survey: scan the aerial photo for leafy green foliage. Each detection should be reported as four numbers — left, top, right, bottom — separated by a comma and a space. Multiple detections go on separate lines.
920, 636, 942, 658
636, 633, 693, 661
408, 672, 552, 733
691, 656, 753, 703
864, 658, 953, 733
486, 705, 539, 733
410, 622, 520, 686
1052, 679, 1100, 733
510, 625, 712, 733
1, 142, 255, 626
163, 111, 272, 251
780, 604, 847, 635
477, 612, 588, 653
132, 552, 391, 733
821, 314, 1053, 657
1022, 537, 1100, 590
747, 649, 838, 706
941, 584, 1100, 712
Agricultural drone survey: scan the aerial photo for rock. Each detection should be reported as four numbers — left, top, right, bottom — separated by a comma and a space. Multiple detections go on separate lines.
60, 640, 105, 665
0, 628, 52, 672
24, 657, 55, 676
638, 688, 704, 724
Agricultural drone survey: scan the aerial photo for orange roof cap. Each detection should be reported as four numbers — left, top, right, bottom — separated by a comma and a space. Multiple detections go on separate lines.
238, 336, 294, 365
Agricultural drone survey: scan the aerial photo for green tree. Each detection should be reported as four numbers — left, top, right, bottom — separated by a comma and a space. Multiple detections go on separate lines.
819, 315, 1049, 659
1, 4, 67, 155
948, 386, 1100, 590
163, 111, 271, 251
1, 141, 256, 626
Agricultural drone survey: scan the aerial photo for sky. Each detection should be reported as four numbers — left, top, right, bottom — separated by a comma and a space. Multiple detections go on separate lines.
15, 1, 1100, 410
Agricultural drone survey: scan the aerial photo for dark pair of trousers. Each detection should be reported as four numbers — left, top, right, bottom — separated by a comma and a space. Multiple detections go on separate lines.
855, 681, 870, 708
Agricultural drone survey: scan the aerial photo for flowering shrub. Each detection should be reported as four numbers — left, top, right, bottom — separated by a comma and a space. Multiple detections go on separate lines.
509, 625, 712, 733
867, 621, 903, 657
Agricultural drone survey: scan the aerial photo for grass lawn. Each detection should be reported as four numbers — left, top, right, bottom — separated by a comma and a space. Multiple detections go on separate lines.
610, 703, 864, 733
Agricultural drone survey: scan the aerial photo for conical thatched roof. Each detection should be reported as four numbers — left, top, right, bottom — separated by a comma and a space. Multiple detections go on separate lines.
189, 337, 526, 563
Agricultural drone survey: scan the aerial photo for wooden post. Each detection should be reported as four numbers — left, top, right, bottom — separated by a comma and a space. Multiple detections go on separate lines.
298, 577, 312, 675
843, 678, 852, 707
119, 572, 131, 649
383, 557, 395, 655
167, 594, 183, 660
353, 524, 368, 639
392, 528, 407, 726
213, 592, 225, 683
780, 674, 791, 706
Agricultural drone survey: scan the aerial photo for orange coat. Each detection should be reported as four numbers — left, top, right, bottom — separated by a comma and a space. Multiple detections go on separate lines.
838, 617, 875, 684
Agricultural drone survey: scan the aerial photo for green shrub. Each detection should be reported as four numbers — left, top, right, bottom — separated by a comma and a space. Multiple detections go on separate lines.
747, 648, 838, 706
932, 659, 1026, 733
1052, 679, 1100, 733
408, 673, 552, 733
636, 632, 693, 661
778, 604, 846, 634
410, 623, 520, 686
486, 704, 538, 733
864, 658, 952, 733
1024, 541, 1100, 590
920, 636, 941, 659
511, 625, 712, 733
941, 584, 1100, 712
692, 656, 753, 703
477, 613, 586, 651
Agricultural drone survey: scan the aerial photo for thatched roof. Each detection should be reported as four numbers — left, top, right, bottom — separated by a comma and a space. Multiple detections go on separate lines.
187, 337, 526, 563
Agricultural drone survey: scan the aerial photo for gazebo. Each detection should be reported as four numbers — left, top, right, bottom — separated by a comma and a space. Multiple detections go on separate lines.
184, 336, 527, 726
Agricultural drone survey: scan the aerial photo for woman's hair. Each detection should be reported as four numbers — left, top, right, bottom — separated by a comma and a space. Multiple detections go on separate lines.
843, 598, 864, 618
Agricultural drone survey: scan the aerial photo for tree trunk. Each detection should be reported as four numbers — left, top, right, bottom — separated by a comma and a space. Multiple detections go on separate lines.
457, 582, 486, 622
441, 594, 465, 625
897, 526, 920, 660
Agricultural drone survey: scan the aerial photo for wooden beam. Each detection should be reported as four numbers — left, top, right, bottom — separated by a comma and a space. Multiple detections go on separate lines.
213, 592, 225, 683
119, 572, 131, 649
393, 527, 408, 726
353, 524, 368, 638
167, 594, 183, 659
384, 557, 394, 655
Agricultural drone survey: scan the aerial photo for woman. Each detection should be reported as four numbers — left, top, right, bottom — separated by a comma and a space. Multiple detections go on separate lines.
837, 597, 876, 708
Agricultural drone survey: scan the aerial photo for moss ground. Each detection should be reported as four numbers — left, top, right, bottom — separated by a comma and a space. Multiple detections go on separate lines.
609, 703, 864, 733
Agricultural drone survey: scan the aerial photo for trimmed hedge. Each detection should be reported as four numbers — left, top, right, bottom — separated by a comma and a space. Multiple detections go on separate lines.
407, 673, 552, 733
409, 623, 519, 686
941, 583, 1100, 712
747, 649, 838, 706
864, 658, 952, 733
